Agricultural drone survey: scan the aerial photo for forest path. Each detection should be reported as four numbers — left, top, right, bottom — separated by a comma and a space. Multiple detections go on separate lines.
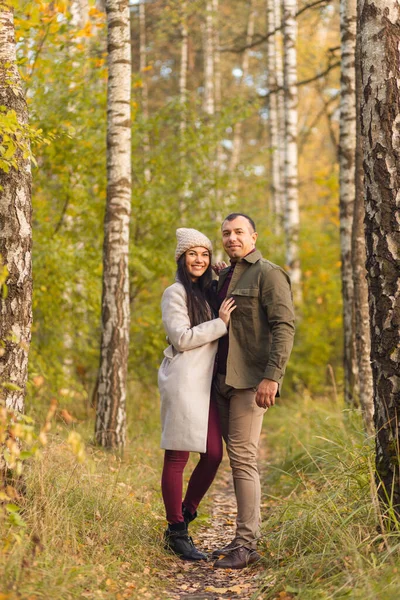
160, 438, 269, 600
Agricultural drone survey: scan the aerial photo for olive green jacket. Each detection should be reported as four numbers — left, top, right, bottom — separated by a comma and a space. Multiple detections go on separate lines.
218, 249, 295, 390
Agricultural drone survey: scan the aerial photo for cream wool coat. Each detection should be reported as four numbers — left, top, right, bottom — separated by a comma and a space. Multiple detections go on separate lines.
158, 282, 227, 453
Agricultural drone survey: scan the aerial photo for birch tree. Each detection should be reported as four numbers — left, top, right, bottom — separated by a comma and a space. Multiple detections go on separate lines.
139, 0, 151, 183
359, 0, 400, 511
95, 0, 132, 449
339, 0, 358, 404
275, 0, 285, 229
267, 0, 282, 225
178, 0, 189, 216
229, 0, 256, 173
0, 2, 32, 413
352, 12, 373, 435
203, 1, 215, 116
213, 0, 221, 114
70, 0, 89, 27
283, 0, 302, 304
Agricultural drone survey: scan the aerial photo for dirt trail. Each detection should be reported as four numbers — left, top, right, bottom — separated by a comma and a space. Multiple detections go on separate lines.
162, 460, 267, 600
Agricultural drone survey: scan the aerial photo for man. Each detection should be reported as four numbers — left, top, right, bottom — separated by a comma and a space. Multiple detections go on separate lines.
212, 213, 295, 569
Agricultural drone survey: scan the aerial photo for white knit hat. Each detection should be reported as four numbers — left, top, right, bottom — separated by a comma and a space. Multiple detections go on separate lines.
175, 228, 213, 261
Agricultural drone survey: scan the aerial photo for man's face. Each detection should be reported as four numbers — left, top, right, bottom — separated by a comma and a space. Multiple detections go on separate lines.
221, 216, 258, 260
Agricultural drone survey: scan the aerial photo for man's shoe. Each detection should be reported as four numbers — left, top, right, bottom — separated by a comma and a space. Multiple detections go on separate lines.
211, 538, 240, 559
213, 546, 261, 569
164, 524, 207, 561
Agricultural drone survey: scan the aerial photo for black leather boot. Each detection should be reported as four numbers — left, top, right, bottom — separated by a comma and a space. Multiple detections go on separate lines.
182, 503, 197, 527
164, 522, 207, 561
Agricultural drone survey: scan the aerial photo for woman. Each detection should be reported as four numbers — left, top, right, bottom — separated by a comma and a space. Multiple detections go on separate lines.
158, 227, 235, 561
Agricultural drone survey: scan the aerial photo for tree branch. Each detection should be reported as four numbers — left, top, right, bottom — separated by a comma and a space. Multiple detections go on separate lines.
264, 60, 340, 98
221, 0, 333, 54
298, 92, 340, 152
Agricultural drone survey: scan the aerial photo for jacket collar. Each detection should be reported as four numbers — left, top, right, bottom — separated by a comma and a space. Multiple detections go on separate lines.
240, 249, 262, 264
217, 249, 262, 290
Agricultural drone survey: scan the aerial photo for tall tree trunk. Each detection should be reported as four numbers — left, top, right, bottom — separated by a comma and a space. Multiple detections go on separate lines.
275, 0, 285, 231
70, 0, 89, 28
359, 0, 400, 512
179, 0, 189, 216
95, 0, 131, 449
267, 0, 281, 227
352, 10, 374, 435
139, 0, 151, 183
283, 0, 302, 304
0, 2, 32, 413
229, 0, 256, 173
203, 0, 214, 116
213, 0, 221, 114
339, 0, 358, 405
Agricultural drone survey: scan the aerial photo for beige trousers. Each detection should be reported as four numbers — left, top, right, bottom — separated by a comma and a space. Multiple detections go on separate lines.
213, 373, 266, 550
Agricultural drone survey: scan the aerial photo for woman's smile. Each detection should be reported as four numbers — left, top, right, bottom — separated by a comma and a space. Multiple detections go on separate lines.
185, 247, 210, 281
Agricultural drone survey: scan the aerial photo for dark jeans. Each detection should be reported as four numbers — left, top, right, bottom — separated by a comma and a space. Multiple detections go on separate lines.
161, 399, 223, 524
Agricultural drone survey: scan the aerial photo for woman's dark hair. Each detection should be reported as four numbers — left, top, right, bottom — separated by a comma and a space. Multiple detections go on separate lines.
177, 253, 213, 327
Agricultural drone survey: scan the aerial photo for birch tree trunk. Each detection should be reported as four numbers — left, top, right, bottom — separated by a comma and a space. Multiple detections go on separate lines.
352, 11, 374, 435
230, 0, 256, 173
267, 0, 281, 226
275, 0, 285, 230
339, 0, 358, 405
95, 0, 131, 449
139, 0, 151, 183
213, 0, 221, 114
70, 0, 89, 28
203, 1, 214, 116
283, 0, 302, 304
179, 0, 189, 216
0, 2, 32, 413
359, 0, 400, 511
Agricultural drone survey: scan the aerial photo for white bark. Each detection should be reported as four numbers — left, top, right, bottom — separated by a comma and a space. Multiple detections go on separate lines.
70, 0, 89, 28
360, 0, 400, 508
283, 0, 302, 303
179, 1, 189, 217
139, 0, 151, 183
95, 0, 131, 449
203, 0, 214, 116
0, 3, 32, 413
230, 0, 256, 173
180, 1, 188, 134
353, 1, 374, 434
267, 0, 281, 225
339, 0, 358, 404
275, 0, 285, 228
213, 0, 221, 113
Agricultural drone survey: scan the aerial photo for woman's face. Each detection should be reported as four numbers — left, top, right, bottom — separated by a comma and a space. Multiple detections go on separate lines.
185, 247, 210, 282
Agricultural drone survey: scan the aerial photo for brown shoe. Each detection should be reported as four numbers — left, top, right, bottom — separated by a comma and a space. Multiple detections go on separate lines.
213, 546, 262, 569
211, 538, 240, 559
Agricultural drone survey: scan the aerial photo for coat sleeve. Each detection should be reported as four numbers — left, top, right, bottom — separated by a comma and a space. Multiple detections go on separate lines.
161, 284, 228, 352
260, 267, 295, 383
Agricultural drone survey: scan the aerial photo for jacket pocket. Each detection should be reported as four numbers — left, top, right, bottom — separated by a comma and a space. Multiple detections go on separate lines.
232, 288, 259, 297
231, 288, 259, 316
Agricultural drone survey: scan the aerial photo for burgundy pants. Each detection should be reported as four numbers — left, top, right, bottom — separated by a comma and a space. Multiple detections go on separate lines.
161, 399, 223, 524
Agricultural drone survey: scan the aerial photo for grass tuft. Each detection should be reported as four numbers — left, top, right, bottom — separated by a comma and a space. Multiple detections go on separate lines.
258, 397, 400, 600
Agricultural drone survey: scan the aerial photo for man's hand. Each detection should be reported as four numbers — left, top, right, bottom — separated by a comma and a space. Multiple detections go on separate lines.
255, 378, 278, 409
212, 261, 228, 276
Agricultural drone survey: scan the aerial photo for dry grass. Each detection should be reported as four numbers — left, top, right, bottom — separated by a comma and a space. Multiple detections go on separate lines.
257, 396, 400, 599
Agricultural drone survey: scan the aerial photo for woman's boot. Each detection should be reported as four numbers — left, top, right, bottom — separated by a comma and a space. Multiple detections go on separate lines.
182, 503, 197, 527
164, 522, 207, 561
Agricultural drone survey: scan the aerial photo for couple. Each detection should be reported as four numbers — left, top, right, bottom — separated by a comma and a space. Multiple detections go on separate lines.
158, 213, 295, 570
